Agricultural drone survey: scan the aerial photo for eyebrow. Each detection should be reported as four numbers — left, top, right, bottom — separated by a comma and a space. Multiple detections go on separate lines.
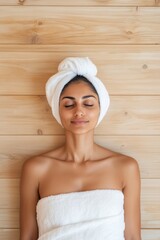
61, 95, 97, 100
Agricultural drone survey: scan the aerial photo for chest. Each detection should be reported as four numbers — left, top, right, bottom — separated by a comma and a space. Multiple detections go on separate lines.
39, 159, 122, 198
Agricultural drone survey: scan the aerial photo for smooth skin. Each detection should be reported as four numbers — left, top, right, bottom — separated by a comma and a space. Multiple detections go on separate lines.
20, 81, 141, 240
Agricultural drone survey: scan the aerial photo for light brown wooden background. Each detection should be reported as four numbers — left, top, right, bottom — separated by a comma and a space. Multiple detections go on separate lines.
0, 0, 160, 239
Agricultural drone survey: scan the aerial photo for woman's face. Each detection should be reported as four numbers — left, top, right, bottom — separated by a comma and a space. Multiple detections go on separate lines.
59, 81, 100, 134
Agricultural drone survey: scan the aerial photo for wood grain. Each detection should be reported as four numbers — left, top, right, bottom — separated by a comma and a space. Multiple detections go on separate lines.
0, 95, 160, 135
0, 135, 160, 179
0, 179, 19, 208
0, 7, 160, 44
0, 45, 160, 95
0, 209, 18, 228
141, 179, 160, 228
0, 229, 19, 240
141, 229, 160, 240
0, 1, 159, 236
0, 0, 159, 7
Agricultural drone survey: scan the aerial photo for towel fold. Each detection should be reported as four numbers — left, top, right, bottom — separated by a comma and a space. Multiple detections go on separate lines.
36, 189, 125, 240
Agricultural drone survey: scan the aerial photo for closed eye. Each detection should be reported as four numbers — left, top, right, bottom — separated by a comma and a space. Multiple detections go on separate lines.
65, 104, 74, 108
84, 104, 93, 107
64, 104, 94, 108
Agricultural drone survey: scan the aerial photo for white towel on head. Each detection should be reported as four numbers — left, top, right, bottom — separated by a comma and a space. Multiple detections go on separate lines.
45, 57, 110, 126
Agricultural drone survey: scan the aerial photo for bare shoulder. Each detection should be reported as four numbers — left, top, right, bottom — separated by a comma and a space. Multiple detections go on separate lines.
110, 151, 140, 189
21, 154, 49, 180
22, 155, 42, 172
122, 155, 140, 180
21, 146, 63, 178
108, 149, 139, 170
112, 152, 140, 187
117, 152, 139, 167
118, 153, 140, 174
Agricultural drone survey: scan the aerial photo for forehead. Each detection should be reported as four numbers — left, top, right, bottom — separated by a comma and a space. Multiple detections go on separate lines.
61, 81, 97, 96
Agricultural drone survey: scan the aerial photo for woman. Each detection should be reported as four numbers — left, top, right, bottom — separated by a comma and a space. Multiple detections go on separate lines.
20, 57, 141, 240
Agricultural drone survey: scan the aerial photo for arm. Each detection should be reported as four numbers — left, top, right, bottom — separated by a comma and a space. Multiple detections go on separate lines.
19, 158, 40, 240
123, 158, 141, 240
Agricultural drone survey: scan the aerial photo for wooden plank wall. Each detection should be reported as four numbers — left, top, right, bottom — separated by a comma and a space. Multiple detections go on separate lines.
0, 0, 160, 239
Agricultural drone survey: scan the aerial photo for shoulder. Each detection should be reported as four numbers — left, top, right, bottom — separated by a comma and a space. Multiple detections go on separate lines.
97, 145, 139, 168
22, 155, 43, 170
120, 154, 140, 175
21, 147, 63, 177
100, 146, 140, 172
112, 152, 140, 189
116, 154, 141, 188
107, 150, 140, 178
21, 154, 48, 180
110, 150, 139, 169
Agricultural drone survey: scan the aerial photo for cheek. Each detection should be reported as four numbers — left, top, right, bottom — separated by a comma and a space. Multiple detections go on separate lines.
59, 109, 72, 124
59, 112, 68, 128
88, 108, 100, 120
59, 108, 65, 123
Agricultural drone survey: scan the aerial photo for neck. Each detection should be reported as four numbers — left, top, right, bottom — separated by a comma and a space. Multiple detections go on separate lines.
63, 130, 95, 164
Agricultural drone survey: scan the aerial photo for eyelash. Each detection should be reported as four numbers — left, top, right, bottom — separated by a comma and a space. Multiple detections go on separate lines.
65, 104, 93, 108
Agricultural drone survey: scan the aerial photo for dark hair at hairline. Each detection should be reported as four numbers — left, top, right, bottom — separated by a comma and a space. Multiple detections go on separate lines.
60, 75, 99, 97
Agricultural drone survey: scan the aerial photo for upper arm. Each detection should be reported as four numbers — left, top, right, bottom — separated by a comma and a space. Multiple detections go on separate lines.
19, 158, 40, 240
123, 158, 141, 240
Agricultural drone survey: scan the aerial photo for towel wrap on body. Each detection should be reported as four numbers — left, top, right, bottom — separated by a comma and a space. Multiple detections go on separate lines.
36, 189, 125, 240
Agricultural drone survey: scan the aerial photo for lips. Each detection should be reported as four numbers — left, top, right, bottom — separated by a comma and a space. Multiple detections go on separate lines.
71, 120, 89, 125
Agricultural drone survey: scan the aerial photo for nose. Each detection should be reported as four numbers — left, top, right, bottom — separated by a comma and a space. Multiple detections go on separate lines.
74, 106, 84, 118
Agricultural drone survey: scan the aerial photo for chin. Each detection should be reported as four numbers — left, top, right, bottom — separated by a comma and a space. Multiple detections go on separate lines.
67, 125, 96, 135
